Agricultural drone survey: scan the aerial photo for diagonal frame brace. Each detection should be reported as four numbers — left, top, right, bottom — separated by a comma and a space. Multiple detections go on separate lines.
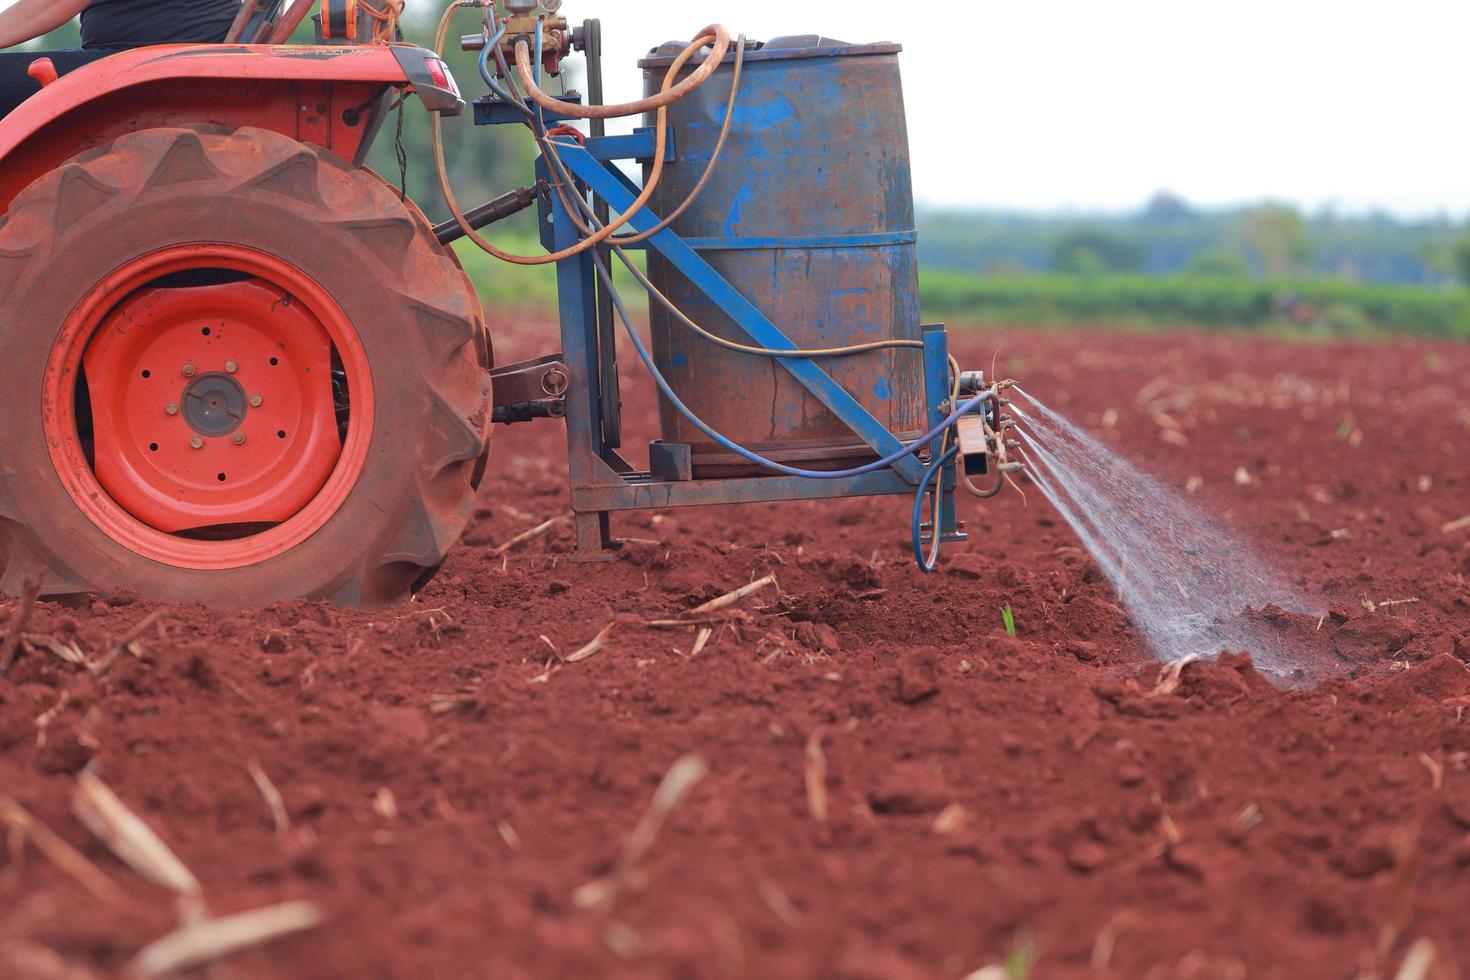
555, 143, 924, 484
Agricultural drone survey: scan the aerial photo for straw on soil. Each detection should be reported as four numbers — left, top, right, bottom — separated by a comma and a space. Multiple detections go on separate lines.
92, 611, 164, 675
72, 771, 201, 900
568, 621, 620, 663
127, 901, 323, 978
804, 729, 829, 824
574, 755, 709, 911
247, 762, 290, 841
1151, 656, 1200, 697
0, 578, 42, 675
1393, 938, 1437, 980
0, 797, 122, 903
491, 514, 570, 556
689, 575, 777, 616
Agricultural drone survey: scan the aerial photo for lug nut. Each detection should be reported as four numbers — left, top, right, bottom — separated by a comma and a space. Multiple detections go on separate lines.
225, 360, 238, 374
249, 394, 263, 408
182, 363, 196, 378
165, 402, 179, 416
232, 432, 246, 445
189, 436, 204, 450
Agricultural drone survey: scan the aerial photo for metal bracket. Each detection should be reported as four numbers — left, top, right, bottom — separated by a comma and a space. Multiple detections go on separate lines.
490, 354, 569, 425
649, 442, 693, 482
473, 91, 584, 126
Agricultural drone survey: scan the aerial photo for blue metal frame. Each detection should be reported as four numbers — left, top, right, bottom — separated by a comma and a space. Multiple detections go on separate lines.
522, 130, 961, 557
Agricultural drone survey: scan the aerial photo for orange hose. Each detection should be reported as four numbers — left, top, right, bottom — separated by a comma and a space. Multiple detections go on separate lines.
430, 2, 715, 266
513, 24, 732, 121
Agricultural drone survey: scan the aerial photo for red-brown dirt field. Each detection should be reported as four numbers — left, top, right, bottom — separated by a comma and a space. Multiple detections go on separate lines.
2, 321, 1469, 980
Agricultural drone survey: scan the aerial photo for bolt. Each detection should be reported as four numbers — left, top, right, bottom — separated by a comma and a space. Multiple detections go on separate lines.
249, 394, 263, 408
190, 436, 204, 450
225, 360, 239, 374
182, 363, 197, 378
165, 402, 179, 416
233, 432, 247, 446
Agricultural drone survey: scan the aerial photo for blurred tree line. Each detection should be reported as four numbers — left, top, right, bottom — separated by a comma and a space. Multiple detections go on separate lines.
922, 191, 1470, 288
16, 19, 1470, 301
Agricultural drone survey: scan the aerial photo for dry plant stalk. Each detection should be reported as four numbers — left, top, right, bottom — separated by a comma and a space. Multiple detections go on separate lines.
1393, 938, 1437, 980
689, 627, 713, 658
645, 617, 726, 630
1151, 656, 1200, 697
127, 900, 322, 978
803, 729, 829, 824
0, 578, 42, 675
1418, 753, 1445, 792
689, 574, 777, 616
932, 803, 971, 836
246, 762, 290, 840
568, 621, 620, 663
72, 771, 201, 899
574, 755, 709, 911
428, 694, 483, 715
92, 611, 164, 675
491, 514, 570, 556
0, 797, 122, 903
960, 968, 1010, 980
373, 787, 398, 820
1442, 514, 1470, 535
25, 635, 87, 667
1377, 829, 1423, 966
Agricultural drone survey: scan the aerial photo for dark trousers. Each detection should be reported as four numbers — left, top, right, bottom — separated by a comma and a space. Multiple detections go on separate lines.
0, 49, 119, 120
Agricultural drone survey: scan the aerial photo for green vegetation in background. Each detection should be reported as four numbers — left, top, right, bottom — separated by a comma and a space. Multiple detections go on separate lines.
21, 22, 1470, 338
19, 19, 81, 47
921, 269, 1470, 338
452, 235, 559, 310
920, 193, 1468, 287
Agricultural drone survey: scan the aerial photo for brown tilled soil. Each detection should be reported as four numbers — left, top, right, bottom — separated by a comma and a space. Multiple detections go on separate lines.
2, 322, 1469, 980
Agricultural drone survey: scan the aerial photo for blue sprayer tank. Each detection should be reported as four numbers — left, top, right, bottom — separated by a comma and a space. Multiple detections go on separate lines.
639, 35, 925, 476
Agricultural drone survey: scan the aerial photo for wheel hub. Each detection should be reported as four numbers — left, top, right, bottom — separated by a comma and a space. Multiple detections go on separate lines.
182, 372, 248, 437
80, 278, 345, 534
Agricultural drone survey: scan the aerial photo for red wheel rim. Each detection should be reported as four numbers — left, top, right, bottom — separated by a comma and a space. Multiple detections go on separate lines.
42, 245, 376, 571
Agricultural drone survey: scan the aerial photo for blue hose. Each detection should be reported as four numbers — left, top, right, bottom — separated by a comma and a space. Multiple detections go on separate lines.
477, 21, 517, 109
912, 444, 959, 572
587, 249, 992, 480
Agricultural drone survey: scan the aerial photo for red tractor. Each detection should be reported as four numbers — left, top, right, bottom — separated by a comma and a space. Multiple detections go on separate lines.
0, 25, 490, 606
0, 3, 1016, 609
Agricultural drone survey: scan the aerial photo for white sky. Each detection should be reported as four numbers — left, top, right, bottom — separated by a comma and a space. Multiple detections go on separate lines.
585, 0, 1470, 218
7, 0, 1465, 217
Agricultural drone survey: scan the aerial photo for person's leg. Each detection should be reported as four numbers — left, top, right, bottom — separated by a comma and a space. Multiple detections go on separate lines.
0, 49, 118, 121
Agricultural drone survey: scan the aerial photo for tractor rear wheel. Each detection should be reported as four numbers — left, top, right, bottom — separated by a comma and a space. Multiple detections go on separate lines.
0, 127, 493, 607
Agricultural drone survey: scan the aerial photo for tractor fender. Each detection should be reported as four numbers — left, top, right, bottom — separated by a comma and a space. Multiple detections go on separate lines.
0, 43, 463, 213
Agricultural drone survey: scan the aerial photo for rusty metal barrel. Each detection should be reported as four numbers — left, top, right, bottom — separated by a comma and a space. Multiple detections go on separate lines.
639, 36, 925, 477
